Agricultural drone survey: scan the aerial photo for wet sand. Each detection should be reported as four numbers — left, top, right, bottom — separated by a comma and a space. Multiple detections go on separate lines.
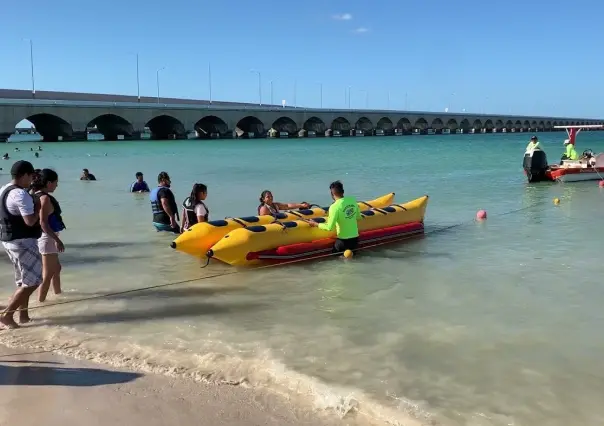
0, 344, 345, 426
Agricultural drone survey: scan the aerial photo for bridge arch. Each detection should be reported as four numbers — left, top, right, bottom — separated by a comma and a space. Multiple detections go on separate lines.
414, 117, 428, 131
446, 118, 458, 130
431, 118, 444, 130
303, 117, 326, 134
523, 120, 530, 130
235, 116, 265, 138
460, 119, 470, 131
396, 118, 412, 131
331, 117, 351, 133
15, 113, 74, 142
87, 114, 134, 141
514, 120, 522, 130
495, 119, 504, 130
376, 117, 393, 130
484, 119, 494, 130
505, 120, 513, 130
538, 121, 545, 130
146, 115, 186, 140
472, 119, 482, 130
531, 120, 538, 130
195, 115, 228, 138
271, 116, 298, 135
355, 117, 373, 131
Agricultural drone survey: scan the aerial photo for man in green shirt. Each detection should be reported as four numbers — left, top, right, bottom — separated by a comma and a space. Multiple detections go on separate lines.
562, 139, 579, 161
525, 135, 541, 154
308, 180, 362, 253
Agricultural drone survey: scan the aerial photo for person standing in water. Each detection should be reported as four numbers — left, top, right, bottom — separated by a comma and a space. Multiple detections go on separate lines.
181, 183, 209, 231
31, 169, 66, 302
130, 172, 150, 193
80, 169, 96, 180
149, 171, 180, 233
0, 161, 42, 328
308, 180, 362, 253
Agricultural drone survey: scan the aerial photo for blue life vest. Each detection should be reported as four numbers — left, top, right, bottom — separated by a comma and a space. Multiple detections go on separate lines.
150, 186, 178, 225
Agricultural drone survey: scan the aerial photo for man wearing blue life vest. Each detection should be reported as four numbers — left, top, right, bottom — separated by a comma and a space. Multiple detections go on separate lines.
149, 171, 180, 233
130, 172, 150, 193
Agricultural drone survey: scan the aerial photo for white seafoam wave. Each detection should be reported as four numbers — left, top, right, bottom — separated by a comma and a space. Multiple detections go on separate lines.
0, 324, 429, 426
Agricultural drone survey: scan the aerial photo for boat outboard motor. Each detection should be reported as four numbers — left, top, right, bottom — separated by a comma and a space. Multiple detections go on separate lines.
523, 150, 549, 182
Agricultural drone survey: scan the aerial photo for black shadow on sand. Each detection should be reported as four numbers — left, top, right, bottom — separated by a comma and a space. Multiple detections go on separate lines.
0, 363, 141, 386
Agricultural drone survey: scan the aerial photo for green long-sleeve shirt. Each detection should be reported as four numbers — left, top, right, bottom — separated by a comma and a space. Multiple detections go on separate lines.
318, 196, 362, 239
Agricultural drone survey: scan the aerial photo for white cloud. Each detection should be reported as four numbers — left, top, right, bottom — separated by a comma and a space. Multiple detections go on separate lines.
332, 13, 352, 20
353, 27, 369, 34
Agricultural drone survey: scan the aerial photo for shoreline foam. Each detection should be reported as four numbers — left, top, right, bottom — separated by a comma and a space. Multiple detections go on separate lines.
0, 326, 432, 426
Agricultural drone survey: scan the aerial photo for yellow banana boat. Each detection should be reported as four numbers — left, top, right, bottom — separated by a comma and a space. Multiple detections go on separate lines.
207, 195, 429, 267
170, 192, 395, 257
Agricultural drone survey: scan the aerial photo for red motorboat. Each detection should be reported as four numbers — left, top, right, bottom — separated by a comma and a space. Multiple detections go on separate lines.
523, 125, 604, 183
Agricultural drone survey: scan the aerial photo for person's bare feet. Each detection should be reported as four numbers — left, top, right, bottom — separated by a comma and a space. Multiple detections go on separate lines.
0, 315, 20, 329
18, 312, 31, 324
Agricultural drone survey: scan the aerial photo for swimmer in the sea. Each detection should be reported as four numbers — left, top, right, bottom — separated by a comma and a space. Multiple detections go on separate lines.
80, 169, 96, 181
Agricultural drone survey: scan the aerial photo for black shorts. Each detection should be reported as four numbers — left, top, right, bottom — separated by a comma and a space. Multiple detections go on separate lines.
333, 237, 359, 254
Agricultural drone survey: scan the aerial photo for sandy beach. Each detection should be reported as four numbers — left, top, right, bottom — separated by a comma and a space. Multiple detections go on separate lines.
0, 344, 347, 426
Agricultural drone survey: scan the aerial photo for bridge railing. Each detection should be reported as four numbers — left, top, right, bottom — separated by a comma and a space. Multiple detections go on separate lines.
0, 97, 596, 122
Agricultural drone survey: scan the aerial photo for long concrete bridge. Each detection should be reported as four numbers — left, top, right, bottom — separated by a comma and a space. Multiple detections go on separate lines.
0, 89, 601, 142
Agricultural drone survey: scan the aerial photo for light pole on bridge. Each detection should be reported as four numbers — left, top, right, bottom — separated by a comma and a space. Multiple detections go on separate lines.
250, 69, 261, 105
136, 54, 140, 102
294, 79, 297, 108
319, 82, 323, 108
23, 39, 35, 98
156, 67, 165, 104
348, 86, 352, 109
269, 80, 273, 105
208, 62, 212, 104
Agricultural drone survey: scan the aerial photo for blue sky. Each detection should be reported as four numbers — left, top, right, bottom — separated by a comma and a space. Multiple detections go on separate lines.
2, 0, 604, 120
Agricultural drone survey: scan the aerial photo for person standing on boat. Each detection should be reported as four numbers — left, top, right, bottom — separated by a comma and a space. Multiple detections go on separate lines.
257, 190, 309, 216
149, 171, 180, 233
525, 136, 541, 154
561, 139, 579, 161
308, 180, 362, 254
181, 183, 209, 232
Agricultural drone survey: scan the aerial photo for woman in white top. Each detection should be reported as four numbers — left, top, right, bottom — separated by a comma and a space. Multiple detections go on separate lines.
181, 183, 209, 232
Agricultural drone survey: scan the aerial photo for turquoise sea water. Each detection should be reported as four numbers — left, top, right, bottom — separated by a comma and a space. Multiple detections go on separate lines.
1, 132, 604, 425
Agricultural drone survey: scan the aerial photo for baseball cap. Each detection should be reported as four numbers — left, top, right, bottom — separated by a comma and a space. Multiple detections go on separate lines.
10, 160, 35, 178
530, 135, 538, 141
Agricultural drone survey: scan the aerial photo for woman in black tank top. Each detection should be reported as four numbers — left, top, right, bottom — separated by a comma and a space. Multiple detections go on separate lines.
257, 190, 310, 216
181, 183, 209, 232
